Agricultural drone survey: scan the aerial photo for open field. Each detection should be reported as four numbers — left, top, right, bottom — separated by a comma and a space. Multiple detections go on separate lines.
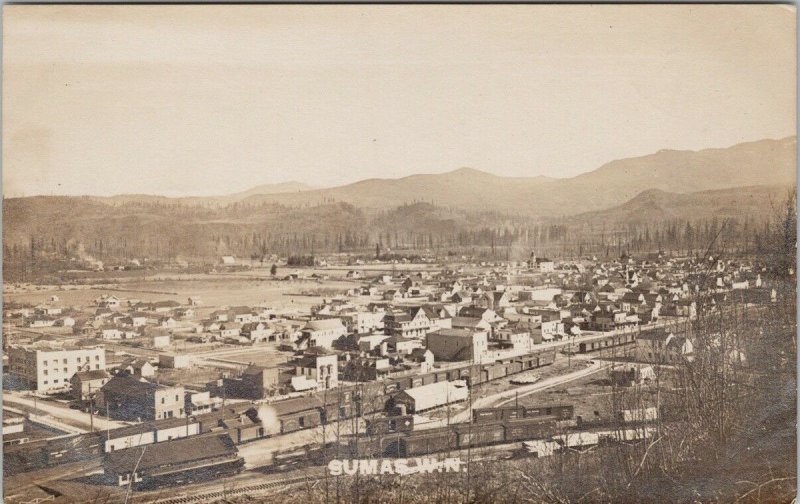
511, 361, 669, 421
4, 274, 358, 311
215, 348, 294, 369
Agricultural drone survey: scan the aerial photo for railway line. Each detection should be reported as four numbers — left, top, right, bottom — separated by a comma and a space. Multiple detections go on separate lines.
148, 474, 323, 504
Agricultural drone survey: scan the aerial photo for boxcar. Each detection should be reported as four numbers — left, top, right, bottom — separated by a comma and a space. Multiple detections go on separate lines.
472, 407, 525, 424
482, 365, 504, 382
503, 419, 557, 442
401, 429, 456, 456
446, 369, 462, 381
525, 404, 574, 421
537, 352, 555, 366
454, 422, 505, 448
350, 435, 405, 458
507, 361, 523, 375
280, 409, 322, 433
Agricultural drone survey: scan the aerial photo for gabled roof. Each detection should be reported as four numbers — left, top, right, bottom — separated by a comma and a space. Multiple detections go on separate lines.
492, 291, 508, 303
386, 335, 415, 344
621, 292, 644, 302
386, 312, 412, 323
429, 328, 476, 338
241, 365, 267, 376
409, 348, 433, 360
119, 357, 153, 370
152, 300, 181, 308
458, 306, 490, 317
304, 318, 345, 331
451, 316, 485, 329
407, 306, 430, 320
637, 330, 673, 342
100, 375, 160, 396
73, 369, 110, 382
105, 433, 238, 474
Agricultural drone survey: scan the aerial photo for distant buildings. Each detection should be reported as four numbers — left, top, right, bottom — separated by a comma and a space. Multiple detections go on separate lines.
531, 255, 555, 273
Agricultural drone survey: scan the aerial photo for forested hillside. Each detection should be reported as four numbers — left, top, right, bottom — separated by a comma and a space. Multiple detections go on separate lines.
4, 183, 793, 265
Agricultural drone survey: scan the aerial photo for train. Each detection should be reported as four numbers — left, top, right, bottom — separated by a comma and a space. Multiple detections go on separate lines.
4, 333, 637, 477
222, 329, 633, 440
267, 349, 562, 437
472, 404, 574, 424
3, 431, 103, 476
349, 403, 576, 459
271, 403, 661, 469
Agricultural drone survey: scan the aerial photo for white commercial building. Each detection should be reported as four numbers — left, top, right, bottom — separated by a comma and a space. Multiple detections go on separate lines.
8, 344, 106, 393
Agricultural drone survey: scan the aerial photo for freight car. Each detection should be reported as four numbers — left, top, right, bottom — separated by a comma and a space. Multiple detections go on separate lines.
347, 435, 404, 458
524, 404, 574, 421
472, 407, 526, 424
376, 348, 558, 399
4, 431, 103, 476
472, 404, 574, 424
453, 422, 506, 448
399, 427, 457, 457
503, 418, 558, 442
577, 332, 637, 353
399, 416, 562, 457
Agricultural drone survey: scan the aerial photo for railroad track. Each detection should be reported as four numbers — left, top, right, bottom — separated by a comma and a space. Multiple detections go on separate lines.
150, 475, 323, 504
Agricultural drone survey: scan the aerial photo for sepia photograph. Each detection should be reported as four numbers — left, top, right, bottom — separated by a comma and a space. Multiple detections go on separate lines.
1, 4, 797, 503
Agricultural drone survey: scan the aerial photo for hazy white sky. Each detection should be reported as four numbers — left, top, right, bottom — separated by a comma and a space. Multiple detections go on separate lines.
3, 4, 796, 197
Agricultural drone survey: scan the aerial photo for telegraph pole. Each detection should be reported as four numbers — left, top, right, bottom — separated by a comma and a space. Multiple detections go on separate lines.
89, 383, 94, 433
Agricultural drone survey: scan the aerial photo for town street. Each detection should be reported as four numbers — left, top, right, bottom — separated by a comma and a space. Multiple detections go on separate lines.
4, 390, 130, 433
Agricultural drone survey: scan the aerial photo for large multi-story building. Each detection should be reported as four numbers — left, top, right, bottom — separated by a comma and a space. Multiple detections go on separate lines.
299, 319, 347, 349
292, 347, 339, 390
7, 344, 106, 393
339, 310, 385, 335
384, 308, 430, 340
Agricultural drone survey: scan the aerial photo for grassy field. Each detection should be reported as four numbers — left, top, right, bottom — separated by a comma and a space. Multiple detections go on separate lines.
515, 363, 664, 422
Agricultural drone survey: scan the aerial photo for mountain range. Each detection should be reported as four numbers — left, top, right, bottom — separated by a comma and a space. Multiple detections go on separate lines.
92, 136, 796, 217
3, 136, 796, 260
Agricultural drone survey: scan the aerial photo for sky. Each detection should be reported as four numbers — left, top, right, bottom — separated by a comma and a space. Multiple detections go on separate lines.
2, 4, 796, 197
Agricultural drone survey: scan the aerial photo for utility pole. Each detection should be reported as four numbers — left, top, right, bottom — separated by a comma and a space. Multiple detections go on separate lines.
89, 383, 94, 433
